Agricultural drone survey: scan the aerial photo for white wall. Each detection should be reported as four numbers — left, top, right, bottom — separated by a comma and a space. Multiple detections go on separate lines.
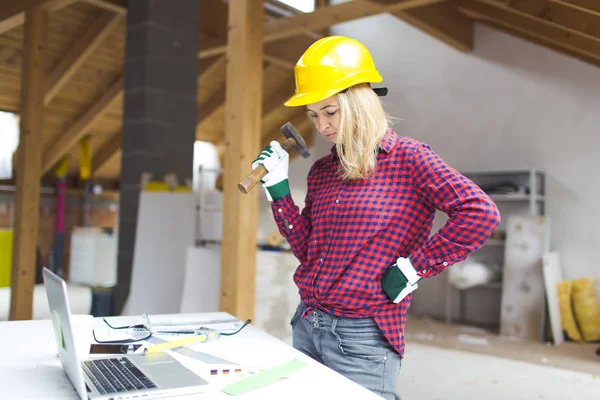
320, 13, 600, 321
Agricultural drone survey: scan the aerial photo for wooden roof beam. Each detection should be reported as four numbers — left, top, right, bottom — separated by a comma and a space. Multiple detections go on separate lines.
262, 82, 296, 119
392, 2, 473, 52
197, 61, 293, 142
264, 0, 324, 40
196, 91, 225, 135
549, 0, 600, 17
45, 11, 121, 106
196, 55, 227, 139
216, 112, 314, 169
263, 54, 295, 69
476, 0, 600, 44
199, 0, 443, 59
91, 132, 121, 176
79, 0, 127, 15
261, 112, 314, 151
43, 76, 123, 174
215, 76, 299, 159
0, 0, 77, 34
456, 0, 600, 66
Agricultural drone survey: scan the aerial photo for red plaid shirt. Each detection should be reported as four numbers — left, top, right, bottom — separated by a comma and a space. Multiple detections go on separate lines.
270, 129, 500, 356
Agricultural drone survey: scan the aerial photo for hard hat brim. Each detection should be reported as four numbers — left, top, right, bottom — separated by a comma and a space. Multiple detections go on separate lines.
284, 88, 345, 107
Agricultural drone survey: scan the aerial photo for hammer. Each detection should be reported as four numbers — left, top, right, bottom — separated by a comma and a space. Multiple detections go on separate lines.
238, 122, 311, 194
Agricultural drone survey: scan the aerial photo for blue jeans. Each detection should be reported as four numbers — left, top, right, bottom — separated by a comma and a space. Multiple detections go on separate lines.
291, 303, 401, 400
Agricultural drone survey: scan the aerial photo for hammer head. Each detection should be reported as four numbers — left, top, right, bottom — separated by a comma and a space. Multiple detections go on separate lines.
281, 122, 311, 158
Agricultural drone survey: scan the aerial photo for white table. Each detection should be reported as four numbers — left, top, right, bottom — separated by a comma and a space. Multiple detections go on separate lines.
0, 312, 382, 399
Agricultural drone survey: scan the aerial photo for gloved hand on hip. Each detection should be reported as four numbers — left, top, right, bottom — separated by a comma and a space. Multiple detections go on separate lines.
251, 140, 290, 201
381, 257, 421, 303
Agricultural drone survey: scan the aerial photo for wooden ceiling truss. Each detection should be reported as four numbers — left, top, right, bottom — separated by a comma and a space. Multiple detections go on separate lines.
0, 0, 598, 183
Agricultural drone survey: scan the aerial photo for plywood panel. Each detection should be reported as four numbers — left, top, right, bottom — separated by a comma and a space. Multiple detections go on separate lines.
500, 215, 550, 340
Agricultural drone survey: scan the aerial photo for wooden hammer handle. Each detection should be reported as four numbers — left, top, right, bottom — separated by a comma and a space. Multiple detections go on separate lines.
238, 137, 297, 194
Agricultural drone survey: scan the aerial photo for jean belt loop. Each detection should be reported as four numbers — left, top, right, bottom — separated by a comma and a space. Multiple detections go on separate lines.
330, 316, 338, 335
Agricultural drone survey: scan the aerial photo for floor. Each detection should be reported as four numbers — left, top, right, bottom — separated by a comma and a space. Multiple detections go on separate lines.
404, 315, 599, 375
397, 315, 600, 400
398, 343, 600, 400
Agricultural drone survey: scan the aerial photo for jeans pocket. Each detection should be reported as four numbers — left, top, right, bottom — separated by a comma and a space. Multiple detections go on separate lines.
337, 338, 388, 363
332, 329, 389, 364
290, 303, 304, 328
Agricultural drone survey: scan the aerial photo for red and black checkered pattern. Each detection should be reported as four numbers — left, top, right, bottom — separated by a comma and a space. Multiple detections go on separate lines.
271, 129, 500, 356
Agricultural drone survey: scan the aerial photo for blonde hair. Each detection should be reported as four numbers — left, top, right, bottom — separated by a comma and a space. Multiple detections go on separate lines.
335, 83, 391, 180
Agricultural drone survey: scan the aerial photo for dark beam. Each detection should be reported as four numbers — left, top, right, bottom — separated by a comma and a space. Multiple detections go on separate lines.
393, 2, 473, 52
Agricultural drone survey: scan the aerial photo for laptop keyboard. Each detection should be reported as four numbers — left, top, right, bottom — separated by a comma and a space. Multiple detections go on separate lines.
82, 357, 157, 395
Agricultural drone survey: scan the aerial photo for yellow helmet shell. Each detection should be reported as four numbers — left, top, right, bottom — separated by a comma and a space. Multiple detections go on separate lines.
284, 36, 383, 107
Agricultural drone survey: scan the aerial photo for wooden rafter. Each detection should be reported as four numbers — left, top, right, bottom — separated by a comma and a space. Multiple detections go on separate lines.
261, 111, 314, 151
45, 11, 121, 106
263, 54, 295, 69
393, 2, 473, 52
79, 0, 127, 15
549, 0, 600, 17
264, 0, 324, 40
216, 111, 314, 172
215, 73, 297, 159
91, 132, 120, 176
198, 0, 443, 59
196, 55, 228, 138
197, 91, 225, 134
476, 0, 600, 44
456, 0, 600, 66
43, 77, 124, 173
262, 83, 296, 120
213, 63, 294, 147
0, 0, 77, 34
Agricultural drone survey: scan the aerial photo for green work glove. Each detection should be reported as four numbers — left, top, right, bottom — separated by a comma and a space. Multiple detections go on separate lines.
381, 257, 421, 303
251, 140, 290, 201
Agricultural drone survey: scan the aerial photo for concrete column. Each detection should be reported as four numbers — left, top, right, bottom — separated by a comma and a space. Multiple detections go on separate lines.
116, 0, 201, 313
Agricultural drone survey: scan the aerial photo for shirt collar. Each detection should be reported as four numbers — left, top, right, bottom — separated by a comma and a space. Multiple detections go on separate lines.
331, 128, 396, 154
378, 129, 395, 153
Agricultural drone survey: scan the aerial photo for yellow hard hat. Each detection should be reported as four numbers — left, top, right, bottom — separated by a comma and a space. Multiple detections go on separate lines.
284, 36, 384, 107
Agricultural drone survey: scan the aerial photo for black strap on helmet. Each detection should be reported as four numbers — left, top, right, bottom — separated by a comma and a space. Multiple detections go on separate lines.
338, 85, 388, 96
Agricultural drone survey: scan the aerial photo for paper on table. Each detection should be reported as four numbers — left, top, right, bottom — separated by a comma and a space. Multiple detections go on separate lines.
221, 359, 308, 396
183, 332, 299, 369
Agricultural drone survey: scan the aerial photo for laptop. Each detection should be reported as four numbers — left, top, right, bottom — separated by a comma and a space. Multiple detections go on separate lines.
42, 267, 210, 400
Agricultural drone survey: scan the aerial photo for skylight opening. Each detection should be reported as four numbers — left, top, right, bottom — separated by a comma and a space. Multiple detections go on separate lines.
277, 0, 315, 13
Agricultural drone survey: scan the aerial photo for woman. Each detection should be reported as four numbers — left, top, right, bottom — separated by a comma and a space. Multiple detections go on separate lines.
251, 36, 500, 400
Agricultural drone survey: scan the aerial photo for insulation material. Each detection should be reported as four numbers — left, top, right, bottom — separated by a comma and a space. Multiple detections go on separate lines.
447, 259, 493, 290
179, 245, 221, 313
125, 191, 196, 316
500, 216, 549, 340
0, 111, 18, 179
557, 280, 583, 341
69, 227, 117, 287
571, 277, 600, 341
